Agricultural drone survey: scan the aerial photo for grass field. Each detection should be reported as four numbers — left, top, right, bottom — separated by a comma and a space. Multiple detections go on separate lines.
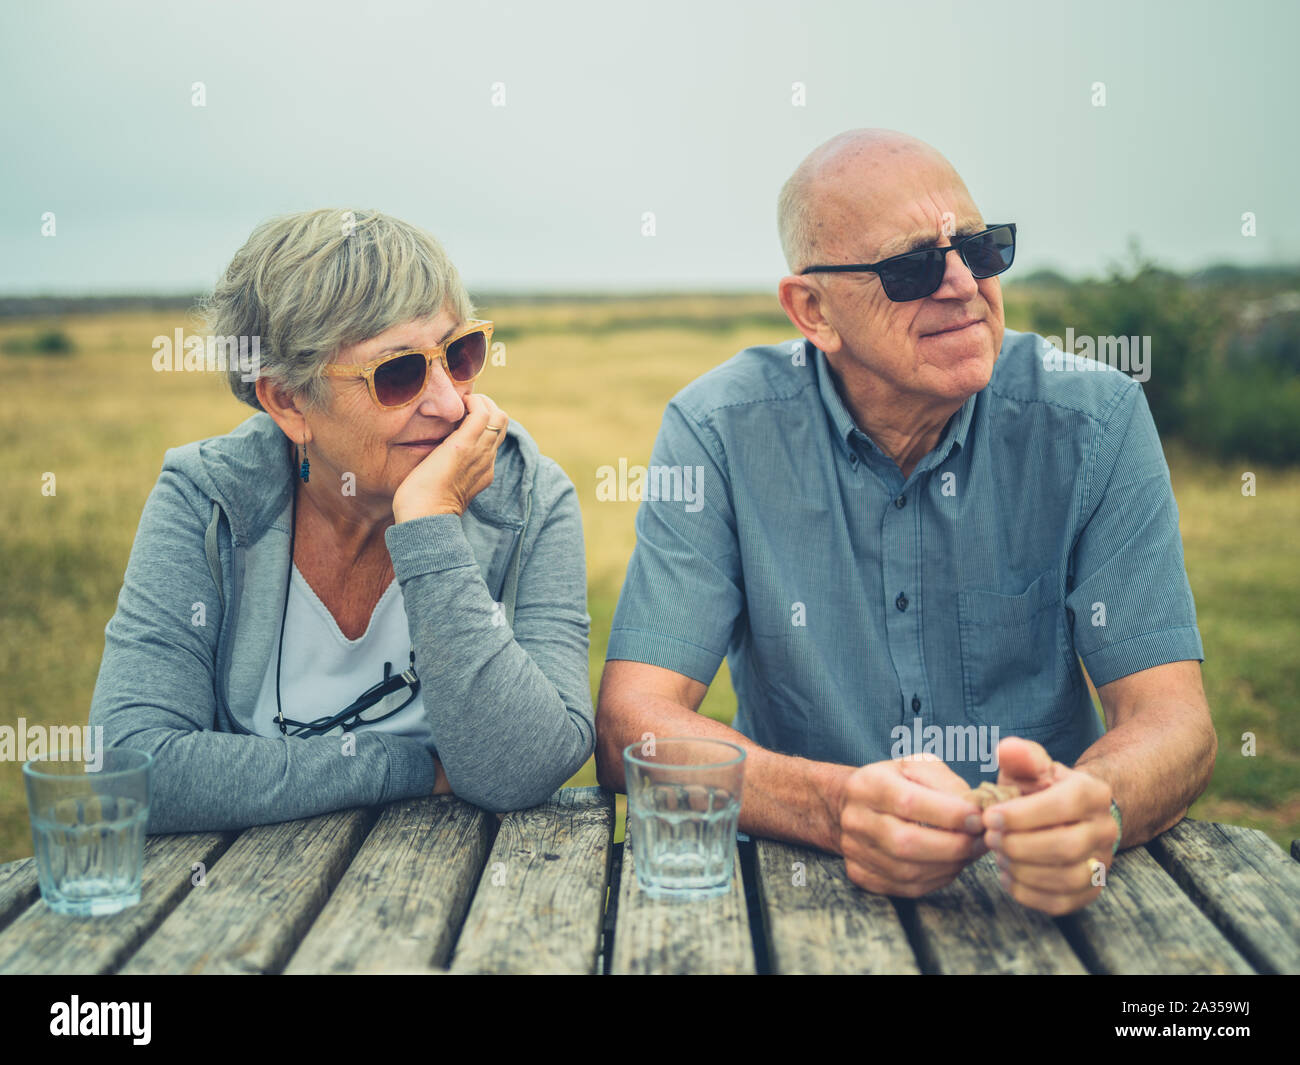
0, 294, 1296, 862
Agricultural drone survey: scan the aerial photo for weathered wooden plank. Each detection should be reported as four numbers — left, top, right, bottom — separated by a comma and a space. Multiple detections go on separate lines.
451, 787, 613, 974
120, 807, 377, 974
904, 851, 1088, 973
0, 832, 235, 975
1147, 819, 1300, 974
753, 838, 920, 974
0, 859, 39, 933
1058, 845, 1253, 974
610, 820, 754, 975
285, 797, 493, 974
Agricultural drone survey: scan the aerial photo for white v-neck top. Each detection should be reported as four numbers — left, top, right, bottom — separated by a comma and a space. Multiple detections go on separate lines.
251, 565, 436, 749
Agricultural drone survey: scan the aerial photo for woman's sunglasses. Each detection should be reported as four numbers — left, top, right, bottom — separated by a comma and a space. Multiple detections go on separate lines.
800, 223, 1016, 302
321, 319, 494, 409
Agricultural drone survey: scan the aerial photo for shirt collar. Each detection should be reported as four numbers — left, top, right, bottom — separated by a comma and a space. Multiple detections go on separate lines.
812, 342, 977, 467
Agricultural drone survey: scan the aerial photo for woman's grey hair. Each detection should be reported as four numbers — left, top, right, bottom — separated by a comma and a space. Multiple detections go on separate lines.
199, 208, 475, 411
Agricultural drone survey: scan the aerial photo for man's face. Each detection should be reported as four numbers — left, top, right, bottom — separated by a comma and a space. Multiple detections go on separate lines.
811, 151, 1006, 405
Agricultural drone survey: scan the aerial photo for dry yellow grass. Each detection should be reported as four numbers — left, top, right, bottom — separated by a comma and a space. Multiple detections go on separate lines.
0, 300, 774, 859
1, 297, 1296, 861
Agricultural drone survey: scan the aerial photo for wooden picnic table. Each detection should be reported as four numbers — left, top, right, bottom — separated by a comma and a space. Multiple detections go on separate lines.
0, 786, 1296, 975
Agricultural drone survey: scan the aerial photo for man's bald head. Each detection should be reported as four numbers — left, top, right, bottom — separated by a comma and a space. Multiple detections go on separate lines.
774, 128, 1004, 416
777, 129, 969, 273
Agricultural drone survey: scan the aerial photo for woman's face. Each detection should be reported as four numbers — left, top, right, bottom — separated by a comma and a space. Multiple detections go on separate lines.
304, 307, 474, 506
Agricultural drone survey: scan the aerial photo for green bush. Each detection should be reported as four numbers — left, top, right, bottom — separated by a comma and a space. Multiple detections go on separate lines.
1028, 243, 1225, 439
1022, 245, 1300, 462
33, 329, 72, 353
1189, 365, 1300, 465
1, 328, 74, 356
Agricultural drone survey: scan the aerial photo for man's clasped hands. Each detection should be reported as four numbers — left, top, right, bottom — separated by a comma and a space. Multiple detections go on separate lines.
836, 737, 1120, 914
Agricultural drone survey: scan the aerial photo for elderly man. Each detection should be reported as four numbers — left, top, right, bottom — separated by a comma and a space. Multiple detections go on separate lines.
595, 129, 1215, 915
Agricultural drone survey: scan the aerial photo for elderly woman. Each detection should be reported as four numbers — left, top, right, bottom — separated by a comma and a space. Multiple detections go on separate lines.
89, 208, 594, 833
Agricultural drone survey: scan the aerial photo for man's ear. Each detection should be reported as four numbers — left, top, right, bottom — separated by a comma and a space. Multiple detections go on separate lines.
256, 376, 312, 444
777, 275, 842, 355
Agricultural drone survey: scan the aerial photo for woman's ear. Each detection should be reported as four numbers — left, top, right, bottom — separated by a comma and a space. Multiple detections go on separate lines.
256, 376, 312, 444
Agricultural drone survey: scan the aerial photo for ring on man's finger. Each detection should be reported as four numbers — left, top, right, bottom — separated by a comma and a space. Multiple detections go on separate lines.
484, 422, 504, 433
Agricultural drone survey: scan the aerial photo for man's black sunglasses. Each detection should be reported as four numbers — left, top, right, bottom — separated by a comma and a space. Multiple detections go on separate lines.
800, 223, 1016, 302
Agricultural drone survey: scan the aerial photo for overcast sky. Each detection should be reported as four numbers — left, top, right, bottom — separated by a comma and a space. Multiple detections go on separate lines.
2, 0, 1297, 294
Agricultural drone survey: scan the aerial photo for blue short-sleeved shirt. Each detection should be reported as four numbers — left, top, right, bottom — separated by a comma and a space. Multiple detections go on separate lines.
605, 327, 1204, 784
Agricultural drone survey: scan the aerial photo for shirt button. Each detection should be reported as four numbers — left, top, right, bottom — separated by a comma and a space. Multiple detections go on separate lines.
894, 495, 906, 508
912, 695, 921, 712
849, 453, 858, 466
895, 593, 909, 611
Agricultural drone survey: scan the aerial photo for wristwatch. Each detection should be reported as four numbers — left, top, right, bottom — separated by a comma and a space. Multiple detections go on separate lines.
1109, 798, 1123, 855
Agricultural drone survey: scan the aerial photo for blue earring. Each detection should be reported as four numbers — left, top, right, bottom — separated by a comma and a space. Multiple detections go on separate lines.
298, 441, 310, 483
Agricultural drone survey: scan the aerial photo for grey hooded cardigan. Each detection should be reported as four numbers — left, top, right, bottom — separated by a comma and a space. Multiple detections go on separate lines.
89, 412, 595, 833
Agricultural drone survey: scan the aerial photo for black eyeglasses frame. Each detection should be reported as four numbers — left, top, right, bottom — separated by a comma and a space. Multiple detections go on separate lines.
799, 223, 1017, 301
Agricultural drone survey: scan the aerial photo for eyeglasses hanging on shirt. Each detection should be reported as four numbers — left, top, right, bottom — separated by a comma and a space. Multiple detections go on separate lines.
276, 648, 421, 738
275, 473, 423, 738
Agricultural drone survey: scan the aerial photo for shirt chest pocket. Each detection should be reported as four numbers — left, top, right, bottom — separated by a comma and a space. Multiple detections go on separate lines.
957, 569, 1079, 737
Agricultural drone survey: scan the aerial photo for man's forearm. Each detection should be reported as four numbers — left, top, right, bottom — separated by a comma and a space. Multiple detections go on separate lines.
1073, 700, 1217, 849
596, 695, 852, 853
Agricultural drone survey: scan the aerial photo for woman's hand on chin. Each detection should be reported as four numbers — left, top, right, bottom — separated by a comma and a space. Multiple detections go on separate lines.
392, 392, 509, 523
